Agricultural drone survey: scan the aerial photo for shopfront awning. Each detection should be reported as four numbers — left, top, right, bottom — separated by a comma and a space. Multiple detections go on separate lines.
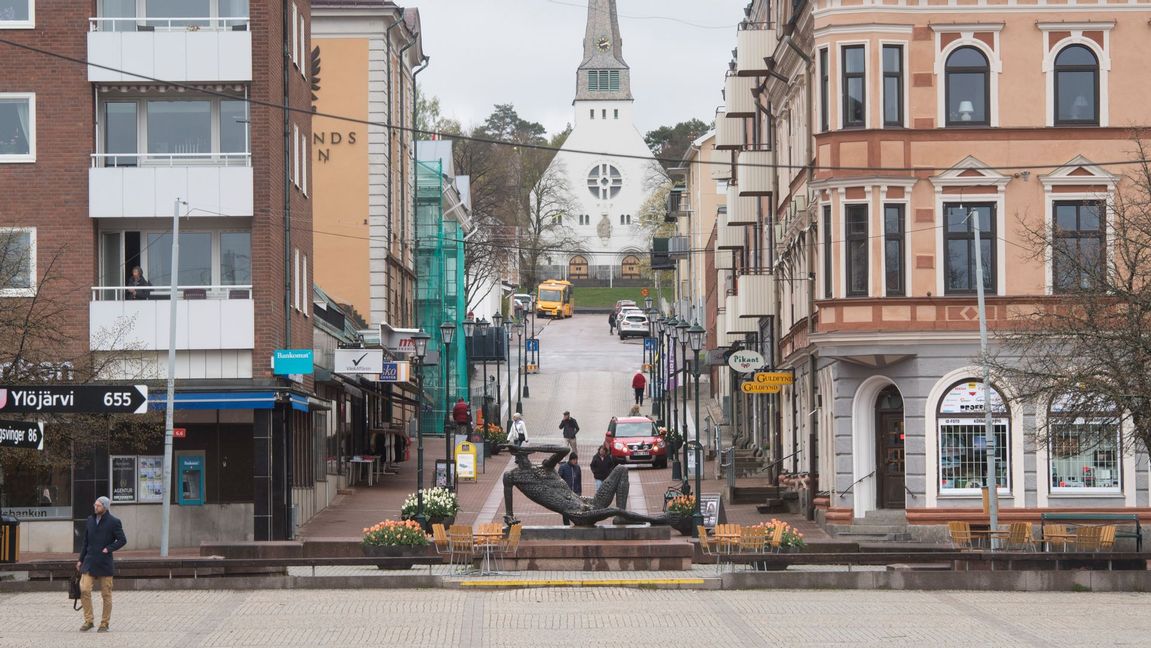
148, 390, 310, 412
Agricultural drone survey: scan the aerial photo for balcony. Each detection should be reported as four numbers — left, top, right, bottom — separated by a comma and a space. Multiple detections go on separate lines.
738, 149, 774, 196
710, 147, 733, 181
668, 235, 690, 259
727, 186, 758, 225
90, 154, 253, 218
714, 246, 733, 270
726, 294, 758, 334
736, 273, 774, 318
716, 208, 746, 250
736, 22, 777, 76
88, 17, 252, 83
724, 73, 757, 117
89, 285, 254, 352
666, 186, 691, 221
715, 112, 744, 151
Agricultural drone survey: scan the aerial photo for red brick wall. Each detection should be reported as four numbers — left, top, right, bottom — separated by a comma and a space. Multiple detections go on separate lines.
250, 0, 314, 385
0, 2, 94, 368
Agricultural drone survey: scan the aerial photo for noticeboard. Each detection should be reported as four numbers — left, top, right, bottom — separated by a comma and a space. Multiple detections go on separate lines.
699, 493, 724, 529
110, 456, 137, 503
455, 441, 477, 482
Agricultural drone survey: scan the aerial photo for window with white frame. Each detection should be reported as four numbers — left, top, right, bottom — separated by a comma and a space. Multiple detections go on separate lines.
0, 227, 35, 297
293, 123, 300, 187
98, 97, 248, 165
98, 1, 248, 32
291, 3, 299, 68
844, 204, 868, 296
298, 9, 307, 79
938, 380, 1010, 493
1054, 45, 1099, 126
0, 93, 34, 162
293, 247, 301, 311
945, 47, 989, 126
98, 229, 250, 295
1052, 200, 1104, 292
1047, 394, 1120, 492
0, 0, 32, 28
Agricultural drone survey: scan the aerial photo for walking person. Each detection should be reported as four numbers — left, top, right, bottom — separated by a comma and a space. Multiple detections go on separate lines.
632, 370, 647, 405
76, 496, 127, 632
510, 412, 528, 446
590, 444, 616, 493
608, 311, 617, 335
451, 398, 471, 437
558, 453, 582, 525
558, 411, 580, 457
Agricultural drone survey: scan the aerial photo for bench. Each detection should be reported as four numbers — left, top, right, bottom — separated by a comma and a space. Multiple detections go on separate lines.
1039, 513, 1142, 551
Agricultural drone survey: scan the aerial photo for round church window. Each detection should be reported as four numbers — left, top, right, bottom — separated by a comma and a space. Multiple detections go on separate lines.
587, 163, 623, 200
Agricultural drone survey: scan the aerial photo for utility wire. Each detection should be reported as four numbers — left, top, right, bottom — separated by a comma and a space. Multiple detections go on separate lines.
3, 36, 1151, 174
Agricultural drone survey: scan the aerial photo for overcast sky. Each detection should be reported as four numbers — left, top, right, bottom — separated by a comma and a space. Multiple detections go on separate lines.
404, 0, 748, 136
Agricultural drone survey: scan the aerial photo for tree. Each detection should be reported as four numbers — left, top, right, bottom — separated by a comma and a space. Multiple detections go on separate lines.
0, 227, 160, 508
520, 159, 582, 289
645, 118, 711, 171
986, 140, 1151, 457
415, 94, 461, 136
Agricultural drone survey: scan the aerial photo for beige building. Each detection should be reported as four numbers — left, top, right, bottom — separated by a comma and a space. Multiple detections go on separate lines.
311, 1, 424, 328
701, 0, 1151, 531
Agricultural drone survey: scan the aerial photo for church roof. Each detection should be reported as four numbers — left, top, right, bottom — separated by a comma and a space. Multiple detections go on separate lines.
574, 0, 633, 102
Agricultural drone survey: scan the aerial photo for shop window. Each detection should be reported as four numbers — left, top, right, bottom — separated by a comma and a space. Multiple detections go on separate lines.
1049, 421, 1120, 492
938, 380, 1010, 493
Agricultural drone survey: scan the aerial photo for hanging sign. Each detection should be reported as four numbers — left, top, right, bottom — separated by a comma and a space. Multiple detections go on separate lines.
0, 385, 148, 414
377, 361, 412, 383
742, 382, 781, 394
753, 371, 793, 385
727, 350, 765, 373
334, 349, 385, 374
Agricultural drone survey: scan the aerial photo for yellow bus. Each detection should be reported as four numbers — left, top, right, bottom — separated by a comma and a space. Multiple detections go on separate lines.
536, 280, 574, 318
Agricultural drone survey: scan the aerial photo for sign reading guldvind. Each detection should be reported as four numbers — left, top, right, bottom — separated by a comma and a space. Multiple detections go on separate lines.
0, 385, 149, 414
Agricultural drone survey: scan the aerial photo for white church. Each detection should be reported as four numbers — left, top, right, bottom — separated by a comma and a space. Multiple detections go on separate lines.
538, 0, 659, 284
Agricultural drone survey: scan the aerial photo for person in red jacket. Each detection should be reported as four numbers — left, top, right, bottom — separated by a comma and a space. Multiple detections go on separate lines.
631, 370, 647, 405
451, 398, 471, 436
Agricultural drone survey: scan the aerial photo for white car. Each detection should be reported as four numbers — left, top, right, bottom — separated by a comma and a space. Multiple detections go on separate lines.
618, 312, 649, 339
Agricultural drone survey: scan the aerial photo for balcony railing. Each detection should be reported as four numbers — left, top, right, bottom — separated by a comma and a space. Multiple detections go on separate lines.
90, 17, 251, 32
91, 284, 252, 302
91, 153, 251, 168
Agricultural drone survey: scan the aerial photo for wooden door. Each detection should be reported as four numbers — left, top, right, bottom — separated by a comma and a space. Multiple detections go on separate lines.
877, 411, 906, 509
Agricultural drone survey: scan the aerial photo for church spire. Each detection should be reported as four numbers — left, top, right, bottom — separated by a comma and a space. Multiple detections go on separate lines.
575, 0, 632, 102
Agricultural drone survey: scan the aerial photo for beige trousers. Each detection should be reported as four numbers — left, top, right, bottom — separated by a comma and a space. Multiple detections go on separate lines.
80, 574, 113, 627
566, 437, 578, 457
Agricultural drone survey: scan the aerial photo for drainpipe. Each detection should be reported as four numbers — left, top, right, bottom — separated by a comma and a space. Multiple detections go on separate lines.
385, 13, 403, 260
280, 0, 294, 542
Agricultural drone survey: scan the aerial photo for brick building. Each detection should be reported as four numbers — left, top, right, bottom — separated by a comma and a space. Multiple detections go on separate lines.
0, 0, 316, 551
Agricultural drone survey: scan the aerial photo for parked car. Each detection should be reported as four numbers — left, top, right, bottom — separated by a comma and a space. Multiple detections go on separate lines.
613, 299, 637, 314
604, 416, 668, 468
618, 311, 649, 339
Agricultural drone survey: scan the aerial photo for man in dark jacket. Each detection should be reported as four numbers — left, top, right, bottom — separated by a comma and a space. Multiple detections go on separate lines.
558, 411, 580, 456
558, 454, 582, 525
590, 444, 617, 492
76, 496, 127, 632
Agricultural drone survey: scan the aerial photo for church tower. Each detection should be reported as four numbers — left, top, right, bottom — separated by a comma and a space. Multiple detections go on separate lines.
538, 0, 657, 285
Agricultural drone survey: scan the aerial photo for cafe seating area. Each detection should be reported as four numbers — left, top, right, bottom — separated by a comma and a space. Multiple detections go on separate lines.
947, 520, 1121, 552
432, 523, 522, 575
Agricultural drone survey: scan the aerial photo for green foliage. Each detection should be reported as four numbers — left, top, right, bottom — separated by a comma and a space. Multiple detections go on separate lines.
574, 287, 655, 308
361, 520, 429, 547
644, 118, 712, 170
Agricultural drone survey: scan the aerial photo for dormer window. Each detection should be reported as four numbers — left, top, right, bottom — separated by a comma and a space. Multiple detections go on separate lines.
587, 70, 620, 92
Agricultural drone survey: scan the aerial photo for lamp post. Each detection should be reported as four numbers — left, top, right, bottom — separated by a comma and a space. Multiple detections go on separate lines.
970, 207, 999, 543
676, 318, 690, 491
477, 317, 490, 430
646, 309, 657, 420
522, 308, 531, 399
411, 329, 431, 527
687, 321, 706, 534
666, 316, 681, 481
439, 321, 456, 489
656, 316, 667, 427
503, 316, 513, 431
511, 319, 525, 414
492, 312, 504, 432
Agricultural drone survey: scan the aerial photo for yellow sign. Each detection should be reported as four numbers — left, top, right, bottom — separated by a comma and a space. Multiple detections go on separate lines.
742, 382, 782, 394
753, 371, 794, 385
455, 441, 478, 482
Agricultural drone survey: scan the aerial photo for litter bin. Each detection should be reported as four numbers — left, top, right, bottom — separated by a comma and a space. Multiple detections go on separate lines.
0, 515, 19, 564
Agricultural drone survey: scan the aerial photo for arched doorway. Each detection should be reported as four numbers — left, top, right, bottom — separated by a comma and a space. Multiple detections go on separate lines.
568, 255, 589, 279
620, 254, 640, 278
875, 385, 905, 509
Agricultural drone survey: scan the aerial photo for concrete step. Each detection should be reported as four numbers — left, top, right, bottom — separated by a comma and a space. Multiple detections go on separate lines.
730, 486, 783, 504
507, 539, 694, 571
857, 510, 909, 525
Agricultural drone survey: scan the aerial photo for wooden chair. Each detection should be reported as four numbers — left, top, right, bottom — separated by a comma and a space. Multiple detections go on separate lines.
738, 526, 769, 555
768, 524, 787, 553
430, 523, 450, 555
713, 524, 742, 555
499, 523, 522, 560
947, 521, 977, 549
1042, 524, 1070, 551
1005, 522, 1037, 551
1073, 525, 1103, 552
447, 524, 476, 572
1099, 524, 1117, 551
697, 526, 714, 557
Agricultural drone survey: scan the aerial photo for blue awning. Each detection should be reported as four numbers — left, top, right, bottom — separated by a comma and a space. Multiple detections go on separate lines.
148, 390, 309, 412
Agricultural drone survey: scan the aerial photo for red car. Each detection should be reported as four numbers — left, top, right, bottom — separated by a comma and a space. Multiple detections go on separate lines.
604, 416, 668, 468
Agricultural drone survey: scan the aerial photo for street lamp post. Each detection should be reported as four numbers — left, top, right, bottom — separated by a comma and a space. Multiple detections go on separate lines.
411, 329, 431, 527
656, 316, 667, 427
667, 316, 681, 481
477, 317, 490, 430
439, 321, 456, 489
522, 309, 531, 399
646, 309, 657, 420
503, 317, 513, 431
677, 318, 691, 492
492, 313, 504, 432
512, 319, 525, 414
970, 207, 999, 543
688, 321, 706, 534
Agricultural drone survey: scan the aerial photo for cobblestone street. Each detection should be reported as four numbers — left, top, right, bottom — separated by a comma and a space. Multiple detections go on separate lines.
1, 588, 1149, 647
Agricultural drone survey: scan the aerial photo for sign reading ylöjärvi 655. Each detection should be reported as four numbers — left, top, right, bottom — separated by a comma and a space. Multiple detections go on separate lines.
0, 385, 148, 414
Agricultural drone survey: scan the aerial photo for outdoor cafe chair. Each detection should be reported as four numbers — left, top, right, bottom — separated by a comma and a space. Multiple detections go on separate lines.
431, 523, 450, 555
1006, 522, 1037, 552
697, 526, 715, 557
947, 521, 978, 549
1042, 524, 1072, 552
1100, 524, 1117, 551
1073, 525, 1104, 552
768, 524, 787, 553
739, 526, 769, 555
447, 524, 476, 572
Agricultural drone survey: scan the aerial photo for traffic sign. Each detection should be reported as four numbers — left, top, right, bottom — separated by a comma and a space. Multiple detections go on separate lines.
0, 385, 148, 414
742, 382, 781, 394
173, 427, 186, 439
640, 287, 650, 297
643, 337, 656, 351
526, 338, 539, 352
0, 419, 45, 450
753, 371, 794, 385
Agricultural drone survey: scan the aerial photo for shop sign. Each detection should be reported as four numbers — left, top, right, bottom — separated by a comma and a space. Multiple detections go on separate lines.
727, 350, 765, 373
742, 382, 781, 394
334, 349, 384, 374
272, 349, 314, 375
753, 371, 793, 385
0, 506, 71, 520
376, 362, 412, 383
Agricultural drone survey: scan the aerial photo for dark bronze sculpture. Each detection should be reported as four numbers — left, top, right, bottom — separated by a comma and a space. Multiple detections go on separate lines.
501, 443, 669, 527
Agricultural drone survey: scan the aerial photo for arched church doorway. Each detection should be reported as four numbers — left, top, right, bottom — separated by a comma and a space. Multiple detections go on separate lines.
875, 385, 905, 509
620, 255, 640, 278
568, 255, 589, 279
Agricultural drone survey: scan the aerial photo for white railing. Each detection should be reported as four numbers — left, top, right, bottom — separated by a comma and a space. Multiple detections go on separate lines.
89, 17, 251, 32
90, 284, 252, 301
91, 152, 251, 168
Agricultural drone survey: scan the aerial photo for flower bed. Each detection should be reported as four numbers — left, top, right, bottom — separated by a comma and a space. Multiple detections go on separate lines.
362, 519, 429, 548
751, 518, 806, 549
400, 486, 460, 521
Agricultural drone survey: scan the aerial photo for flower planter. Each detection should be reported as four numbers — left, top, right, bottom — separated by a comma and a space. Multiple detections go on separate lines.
666, 513, 695, 536
362, 544, 432, 570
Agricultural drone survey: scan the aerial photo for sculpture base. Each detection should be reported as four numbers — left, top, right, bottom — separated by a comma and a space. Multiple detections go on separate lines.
504, 539, 693, 571
519, 525, 671, 542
